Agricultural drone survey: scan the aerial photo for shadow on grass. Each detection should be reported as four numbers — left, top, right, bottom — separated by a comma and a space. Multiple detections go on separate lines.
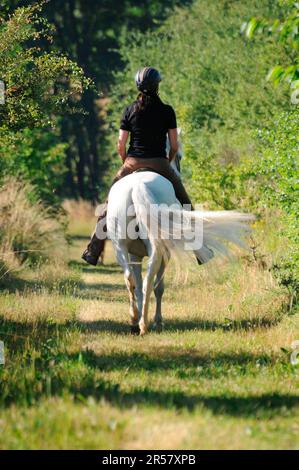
0, 316, 136, 355
0, 314, 284, 349
0, 316, 297, 417
165, 316, 284, 332
0, 275, 79, 295
0, 315, 80, 354
68, 259, 122, 275
78, 314, 284, 334
79, 319, 132, 335
70, 235, 90, 241
1, 345, 297, 417
0, 314, 282, 367
71, 282, 126, 300
103, 389, 299, 417
71, 348, 279, 374
0, 272, 126, 301
77, 382, 299, 417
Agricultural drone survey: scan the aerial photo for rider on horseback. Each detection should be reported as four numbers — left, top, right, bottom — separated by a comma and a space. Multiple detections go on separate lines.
82, 67, 197, 266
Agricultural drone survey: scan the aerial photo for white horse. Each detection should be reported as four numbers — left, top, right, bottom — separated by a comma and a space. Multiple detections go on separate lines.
106, 155, 252, 335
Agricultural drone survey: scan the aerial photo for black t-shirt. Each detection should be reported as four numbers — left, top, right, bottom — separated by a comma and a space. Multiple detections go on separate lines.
120, 96, 177, 159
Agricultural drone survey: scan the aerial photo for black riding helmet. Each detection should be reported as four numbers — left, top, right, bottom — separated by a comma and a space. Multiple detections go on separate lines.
135, 67, 162, 95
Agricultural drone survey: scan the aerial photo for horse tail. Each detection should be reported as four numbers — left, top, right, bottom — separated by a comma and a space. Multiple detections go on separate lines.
132, 180, 253, 265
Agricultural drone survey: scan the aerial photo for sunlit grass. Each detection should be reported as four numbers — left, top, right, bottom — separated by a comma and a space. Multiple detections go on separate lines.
0, 212, 298, 449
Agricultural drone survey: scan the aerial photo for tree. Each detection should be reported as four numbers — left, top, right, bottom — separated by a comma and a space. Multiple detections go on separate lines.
105, 0, 289, 208
4, 0, 192, 200
243, 0, 299, 302
0, 1, 90, 129
243, 0, 299, 100
0, 1, 90, 203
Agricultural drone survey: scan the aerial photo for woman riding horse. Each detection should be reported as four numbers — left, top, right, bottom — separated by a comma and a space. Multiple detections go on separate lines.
82, 66, 198, 265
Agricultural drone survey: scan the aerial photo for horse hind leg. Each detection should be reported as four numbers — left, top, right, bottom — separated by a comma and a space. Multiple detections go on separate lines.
115, 243, 139, 331
125, 269, 138, 327
153, 260, 166, 333
129, 254, 143, 333
139, 249, 162, 336
124, 269, 139, 332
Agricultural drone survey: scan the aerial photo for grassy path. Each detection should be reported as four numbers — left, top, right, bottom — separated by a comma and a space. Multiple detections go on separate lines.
0, 230, 298, 449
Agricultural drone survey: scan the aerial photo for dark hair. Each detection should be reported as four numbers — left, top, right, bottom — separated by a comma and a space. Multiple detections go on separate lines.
133, 90, 159, 114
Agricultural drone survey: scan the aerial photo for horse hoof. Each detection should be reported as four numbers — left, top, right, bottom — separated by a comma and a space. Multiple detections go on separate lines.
139, 324, 148, 336
154, 323, 163, 333
130, 325, 140, 335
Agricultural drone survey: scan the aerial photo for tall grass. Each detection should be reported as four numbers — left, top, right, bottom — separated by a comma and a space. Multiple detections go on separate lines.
0, 177, 67, 279
63, 199, 95, 237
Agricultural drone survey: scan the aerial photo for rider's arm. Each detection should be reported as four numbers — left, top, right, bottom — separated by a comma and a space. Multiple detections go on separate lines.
118, 129, 129, 162
168, 128, 179, 161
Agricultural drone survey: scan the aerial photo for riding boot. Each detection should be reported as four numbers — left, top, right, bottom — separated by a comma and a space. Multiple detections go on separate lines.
82, 233, 106, 266
82, 209, 107, 266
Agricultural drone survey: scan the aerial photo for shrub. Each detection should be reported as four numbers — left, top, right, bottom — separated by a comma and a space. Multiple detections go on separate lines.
0, 1, 91, 130
104, 0, 288, 204
0, 1, 91, 204
0, 128, 68, 206
0, 177, 67, 277
251, 110, 299, 303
